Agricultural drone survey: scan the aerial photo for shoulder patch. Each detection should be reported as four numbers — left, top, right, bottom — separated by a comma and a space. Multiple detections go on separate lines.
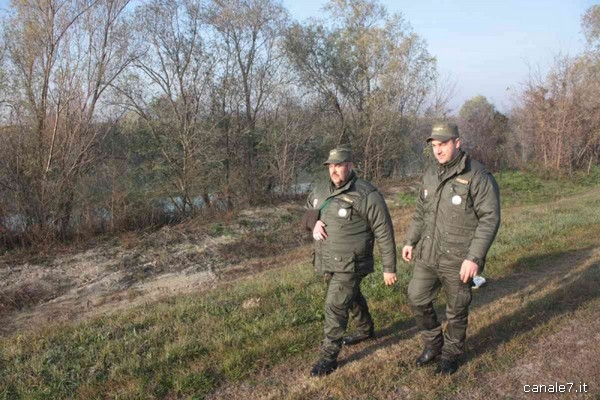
456, 177, 470, 185
339, 195, 354, 204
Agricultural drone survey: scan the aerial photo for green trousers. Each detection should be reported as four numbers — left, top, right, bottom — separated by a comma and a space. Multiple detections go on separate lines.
321, 272, 373, 361
407, 261, 473, 359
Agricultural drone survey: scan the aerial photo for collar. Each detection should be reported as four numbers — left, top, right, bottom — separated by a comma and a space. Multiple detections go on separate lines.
438, 150, 467, 179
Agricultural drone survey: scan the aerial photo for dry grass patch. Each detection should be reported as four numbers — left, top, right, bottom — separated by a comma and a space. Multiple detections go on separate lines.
0, 176, 598, 399
206, 246, 599, 400
207, 213, 600, 399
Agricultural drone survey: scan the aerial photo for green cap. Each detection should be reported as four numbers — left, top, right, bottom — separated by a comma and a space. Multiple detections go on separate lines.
426, 123, 459, 142
323, 146, 353, 165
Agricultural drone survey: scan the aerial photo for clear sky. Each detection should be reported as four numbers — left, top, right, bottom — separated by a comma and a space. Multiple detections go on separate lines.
0, 0, 593, 113
283, 0, 595, 113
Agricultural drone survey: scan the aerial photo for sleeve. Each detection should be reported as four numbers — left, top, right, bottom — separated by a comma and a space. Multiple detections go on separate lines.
362, 190, 397, 273
404, 182, 426, 247
466, 171, 501, 270
306, 191, 315, 210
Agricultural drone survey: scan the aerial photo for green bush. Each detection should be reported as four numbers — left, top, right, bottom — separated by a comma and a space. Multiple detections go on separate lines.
396, 191, 417, 208
496, 170, 543, 193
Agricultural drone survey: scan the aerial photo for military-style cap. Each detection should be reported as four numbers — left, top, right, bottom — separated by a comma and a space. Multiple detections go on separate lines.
323, 146, 353, 165
426, 123, 459, 142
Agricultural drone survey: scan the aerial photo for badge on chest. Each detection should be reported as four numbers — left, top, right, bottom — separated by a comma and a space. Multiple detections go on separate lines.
451, 177, 469, 206
336, 199, 352, 219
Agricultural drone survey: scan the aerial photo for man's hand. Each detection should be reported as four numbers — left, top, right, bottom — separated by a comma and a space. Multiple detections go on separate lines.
459, 259, 479, 283
312, 220, 328, 241
383, 272, 397, 286
402, 245, 413, 262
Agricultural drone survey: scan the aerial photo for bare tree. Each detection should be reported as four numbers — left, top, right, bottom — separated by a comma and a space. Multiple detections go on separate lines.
0, 0, 134, 239
259, 92, 316, 194
285, 0, 436, 180
206, 0, 290, 203
113, 0, 216, 215
510, 6, 600, 174
513, 55, 600, 173
425, 72, 458, 119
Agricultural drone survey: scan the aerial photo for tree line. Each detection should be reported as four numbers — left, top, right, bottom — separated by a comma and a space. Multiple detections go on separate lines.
0, 0, 598, 244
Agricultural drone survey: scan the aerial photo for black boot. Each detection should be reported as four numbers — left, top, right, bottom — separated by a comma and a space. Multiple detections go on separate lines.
415, 347, 441, 367
435, 358, 459, 375
342, 326, 375, 346
310, 358, 338, 377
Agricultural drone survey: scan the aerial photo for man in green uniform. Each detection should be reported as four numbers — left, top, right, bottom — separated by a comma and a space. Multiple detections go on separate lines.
402, 123, 500, 375
304, 146, 397, 377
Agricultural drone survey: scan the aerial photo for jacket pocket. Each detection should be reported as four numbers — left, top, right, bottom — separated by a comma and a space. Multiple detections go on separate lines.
453, 283, 473, 309
331, 254, 355, 272
416, 235, 431, 262
335, 201, 353, 220
445, 232, 472, 246
415, 240, 423, 260
440, 243, 469, 266
450, 182, 470, 211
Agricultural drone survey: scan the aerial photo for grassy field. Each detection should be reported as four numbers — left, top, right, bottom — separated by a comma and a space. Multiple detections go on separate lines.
1, 169, 599, 399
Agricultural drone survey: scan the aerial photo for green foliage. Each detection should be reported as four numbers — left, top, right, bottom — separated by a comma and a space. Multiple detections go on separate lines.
459, 95, 495, 121
458, 95, 511, 169
396, 191, 417, 208
496, 170, 543, 192
496, 169, 598, 206
576, 164, 600, 186
284, 0, 437, 176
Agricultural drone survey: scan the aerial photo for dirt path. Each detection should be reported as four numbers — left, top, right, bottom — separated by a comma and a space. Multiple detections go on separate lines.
207, 240, 600, 399
463, 299, 599, 399
452, 247, 600, 400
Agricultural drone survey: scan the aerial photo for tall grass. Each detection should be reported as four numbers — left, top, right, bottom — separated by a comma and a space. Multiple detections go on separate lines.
1, 171, 599, 399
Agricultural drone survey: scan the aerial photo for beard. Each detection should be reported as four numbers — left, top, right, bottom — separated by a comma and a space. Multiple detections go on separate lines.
330, 173, 342, 186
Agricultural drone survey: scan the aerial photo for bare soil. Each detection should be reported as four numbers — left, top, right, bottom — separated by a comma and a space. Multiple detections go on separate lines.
0, 184, 416, 338
0, 202, 308, 336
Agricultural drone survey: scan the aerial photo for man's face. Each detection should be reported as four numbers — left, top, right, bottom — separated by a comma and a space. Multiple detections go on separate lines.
328, 162, 352, 187
431, 138, 460, 165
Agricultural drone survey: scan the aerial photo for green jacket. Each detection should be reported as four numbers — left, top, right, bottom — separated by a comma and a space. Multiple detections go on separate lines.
404, 151, 500, 271
307, 171, 397, 274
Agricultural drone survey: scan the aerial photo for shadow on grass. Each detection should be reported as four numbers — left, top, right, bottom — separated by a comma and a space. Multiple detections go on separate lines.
471, 246, 598, 310
339, 317, 419, 367
465, 246, 599, 363
341, 246, 599, 368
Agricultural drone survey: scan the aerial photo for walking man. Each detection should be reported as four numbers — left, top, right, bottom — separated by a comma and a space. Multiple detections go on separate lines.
304, 146, 397, 377
403, 123, 500, 375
